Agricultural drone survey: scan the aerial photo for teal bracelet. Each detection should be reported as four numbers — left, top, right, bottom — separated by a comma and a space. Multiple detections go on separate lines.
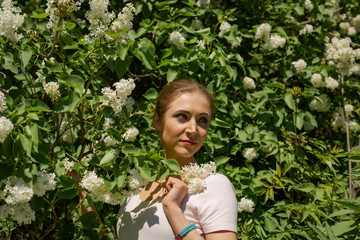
174, 223, 196, 240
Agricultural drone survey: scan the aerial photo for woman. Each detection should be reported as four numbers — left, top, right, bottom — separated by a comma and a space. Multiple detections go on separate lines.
117, 80, 238, 240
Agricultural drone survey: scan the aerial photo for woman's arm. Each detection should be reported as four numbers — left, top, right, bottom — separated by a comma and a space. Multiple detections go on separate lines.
162, 176, 237, 240
205, 231, 237, 240
162, 176, 203, 240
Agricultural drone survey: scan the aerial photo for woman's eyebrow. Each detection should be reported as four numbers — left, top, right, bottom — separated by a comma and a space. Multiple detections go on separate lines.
199, 112, 211, 117
174, 110, 190, 114
173, 110, 210, 117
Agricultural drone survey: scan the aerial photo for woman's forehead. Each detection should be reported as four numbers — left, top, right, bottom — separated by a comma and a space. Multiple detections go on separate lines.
166, 92, 211, 114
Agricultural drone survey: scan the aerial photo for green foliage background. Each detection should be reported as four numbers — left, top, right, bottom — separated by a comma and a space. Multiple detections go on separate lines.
0, 0, 360, 239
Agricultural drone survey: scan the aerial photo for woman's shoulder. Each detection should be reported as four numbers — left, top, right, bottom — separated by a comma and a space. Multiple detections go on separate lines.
202, 173, 235, 195
206, 173, 233, 185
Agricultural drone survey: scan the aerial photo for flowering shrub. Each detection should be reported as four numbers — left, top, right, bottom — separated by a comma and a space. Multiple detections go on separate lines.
0, 0, 360, 239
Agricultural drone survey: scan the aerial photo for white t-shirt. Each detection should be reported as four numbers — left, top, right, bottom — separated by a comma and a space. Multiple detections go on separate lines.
116, 173, 238, 240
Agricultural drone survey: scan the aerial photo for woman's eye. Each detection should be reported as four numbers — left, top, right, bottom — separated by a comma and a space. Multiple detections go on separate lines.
198, 117, 208, 124
176, 113, 187, 120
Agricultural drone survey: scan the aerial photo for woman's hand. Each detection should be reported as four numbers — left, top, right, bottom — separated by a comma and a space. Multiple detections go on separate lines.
162, 175, 188, 213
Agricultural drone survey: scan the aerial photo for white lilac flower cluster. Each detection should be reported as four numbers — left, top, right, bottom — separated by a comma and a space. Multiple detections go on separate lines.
0, 173, 56, 225
196, 40, 206, 50
62, 157, 75, 174
219, 21, 231, 38
325, 37, 360, 76
101, 78, 136, 114
332, 105, 359, 132
44, 81, 61, 102
103, 117, 114, 130
299, 24, 314, 35
324, 77, 339, 90
84, 0, 115, 44
59, 115, 77, 143
0, 91, 7, 113
169, 31, 186, 49
102, 117, 117, 146
1, 177, 33, 205
81, 153, 94, 167
197, 0, 210, 8
292, 59, 307, 73
242, 147, 258, 162
110, 3, 136, 44
243, 77, 256, 90
255, 23, 286, 50
0, 202, 35, 225
80, 170, 122, 205
180, 162, 216, 195
122, 127, 139, 142
238, 197, 255, 213
304, 0, 314, 11
310, 73, 323, 88
45, 0, 84, 31
339, 14, 360, 37
0, 116, 14, 143
33, 171, 57, 196
124, 169, 149, 196
309, 94, 331, 112
0, 0, 25, 43
310, 73, 339, 90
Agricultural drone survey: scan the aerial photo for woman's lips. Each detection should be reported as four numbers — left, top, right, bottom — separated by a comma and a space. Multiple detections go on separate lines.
181, 140, 196, 146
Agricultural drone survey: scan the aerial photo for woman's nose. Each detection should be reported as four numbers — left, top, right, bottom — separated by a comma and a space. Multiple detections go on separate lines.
185, 119, 197, 134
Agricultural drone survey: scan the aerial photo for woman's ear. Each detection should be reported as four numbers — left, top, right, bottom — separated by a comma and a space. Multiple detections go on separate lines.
153, 113, 162, 132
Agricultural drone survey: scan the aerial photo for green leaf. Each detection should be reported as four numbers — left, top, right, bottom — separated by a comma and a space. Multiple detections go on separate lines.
154, 0, 177, 10
56, 187, 78, 199
213, 156, 230, 166
30, 124, 39, 153
104, 179, 117, 192
21, 49, 32, 69
0, 164, 14, 181
213, 116, 232, 128
99, 149, 120, 167
31, 12, 48, 18
76, 211, 98, 229
143, 88, 158, 101
68, 92, 81, 112
138, 163, 152, 180
325, 222, 336, 240
115, 55, 131, 79
55, 161, 65, 176
114, 163, 127, 188
296, 112, 305, 130
334, 199, 360, 213
290, 183, 315, 193
166, 69, 178, 82
307, 222, 328, 240
284, 93, 296, 111
2, 52, 18, 74
330, 220, 356, 237
132, 38, 156, 70
294, 5, 304, 16
122, 145, 143, 156
57, 75, 85, 95
19, 134, 32, 157
164, 158, 181, 172
66, 21, 76, 30
27, 100, 51, 112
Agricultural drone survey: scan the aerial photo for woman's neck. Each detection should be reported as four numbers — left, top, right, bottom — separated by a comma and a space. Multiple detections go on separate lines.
165, 154, 196, 168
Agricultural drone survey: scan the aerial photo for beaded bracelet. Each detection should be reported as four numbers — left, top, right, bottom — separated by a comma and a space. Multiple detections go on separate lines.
174, 223, 197, 240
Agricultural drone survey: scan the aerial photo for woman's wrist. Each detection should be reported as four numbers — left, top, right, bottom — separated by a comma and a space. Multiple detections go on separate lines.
162, 200, 182, 217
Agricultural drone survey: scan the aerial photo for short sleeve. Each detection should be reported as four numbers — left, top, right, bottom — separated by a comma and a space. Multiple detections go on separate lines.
195, 174, 238, 234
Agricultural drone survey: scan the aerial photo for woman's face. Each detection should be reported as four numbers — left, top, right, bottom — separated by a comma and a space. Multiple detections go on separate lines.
154, 92, 211, 165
